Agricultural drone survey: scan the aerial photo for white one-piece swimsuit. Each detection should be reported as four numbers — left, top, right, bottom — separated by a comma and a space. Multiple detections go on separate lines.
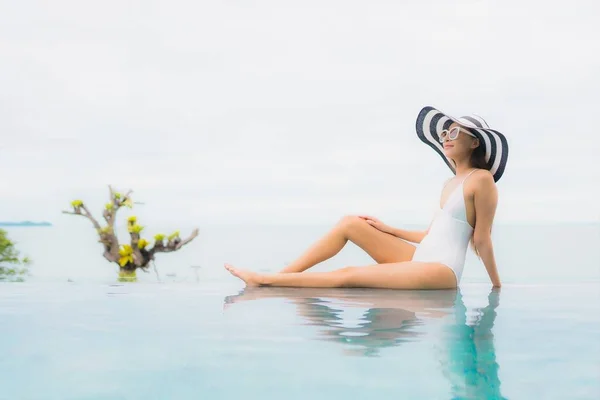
411, 170, 477, 284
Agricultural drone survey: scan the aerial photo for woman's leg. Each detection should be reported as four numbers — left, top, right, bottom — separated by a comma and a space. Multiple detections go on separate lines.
225, 262, 457, 290
280, 215, 416, 273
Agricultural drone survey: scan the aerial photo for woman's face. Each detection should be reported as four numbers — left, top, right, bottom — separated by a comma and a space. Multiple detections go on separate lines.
441, 123, 479, 159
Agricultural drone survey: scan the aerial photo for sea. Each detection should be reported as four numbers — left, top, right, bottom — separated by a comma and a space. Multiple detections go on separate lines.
1, 222, 599, 399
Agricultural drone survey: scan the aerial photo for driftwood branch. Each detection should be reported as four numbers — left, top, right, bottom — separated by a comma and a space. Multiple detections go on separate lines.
129, 231, 145, 267
106, 185, 133, 227
63, 198, 120, 263
103, 249, 119, 263
81, 205, 102, 231
63, 187, 199, 278
150, 228, 199, 256
62, 205, 102, 231
63, 210, 120, 263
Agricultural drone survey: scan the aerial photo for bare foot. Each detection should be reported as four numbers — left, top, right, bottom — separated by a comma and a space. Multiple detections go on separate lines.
224, 264, 263, 287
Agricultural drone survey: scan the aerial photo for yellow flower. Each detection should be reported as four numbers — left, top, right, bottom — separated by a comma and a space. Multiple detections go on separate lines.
131, 224, 144, 234
154, 234, 165, 242
114, 192, 122, 199
71, 200, 83, 207
168, 231, 180, 240
118, 245, 134, 267
127, 216, 137, 223
99, 226, 112, 234
105, 202, 114, 210
119, 244, 132, 256
138, 238, 149, 249
123, 198, 133, 208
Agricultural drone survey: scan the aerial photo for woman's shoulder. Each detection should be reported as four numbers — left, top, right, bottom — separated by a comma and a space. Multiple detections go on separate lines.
469, 169, 497, 194
472, 168, 495, 183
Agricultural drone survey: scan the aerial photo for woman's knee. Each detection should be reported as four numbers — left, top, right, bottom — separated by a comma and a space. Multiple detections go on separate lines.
337, 215, 366, 235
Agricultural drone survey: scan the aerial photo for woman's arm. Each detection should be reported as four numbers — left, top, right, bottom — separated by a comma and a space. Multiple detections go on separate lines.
359, 216, 430, 243
472, 172, 501, 287
388, 226, 429, 244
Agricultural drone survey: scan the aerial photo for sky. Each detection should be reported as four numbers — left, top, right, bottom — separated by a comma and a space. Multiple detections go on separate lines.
1, 0, 599, 227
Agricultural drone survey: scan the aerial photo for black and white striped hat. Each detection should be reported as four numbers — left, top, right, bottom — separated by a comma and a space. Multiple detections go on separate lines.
415, 106, 509, 182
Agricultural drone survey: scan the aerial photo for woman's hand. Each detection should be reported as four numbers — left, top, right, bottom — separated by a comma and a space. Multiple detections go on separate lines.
358, 215, 394, 235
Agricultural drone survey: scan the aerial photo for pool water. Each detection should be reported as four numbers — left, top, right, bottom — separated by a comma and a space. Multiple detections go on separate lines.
1, 282, 598, 399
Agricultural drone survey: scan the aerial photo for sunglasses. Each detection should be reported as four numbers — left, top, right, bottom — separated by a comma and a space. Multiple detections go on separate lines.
438, 126, 477, 143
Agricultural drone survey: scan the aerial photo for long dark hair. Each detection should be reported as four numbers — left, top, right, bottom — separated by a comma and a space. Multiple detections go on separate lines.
468, 135, 491, 258
469, 137, 489, 170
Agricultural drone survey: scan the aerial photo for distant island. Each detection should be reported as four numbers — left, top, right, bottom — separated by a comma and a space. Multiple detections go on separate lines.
0, 221, 52, 227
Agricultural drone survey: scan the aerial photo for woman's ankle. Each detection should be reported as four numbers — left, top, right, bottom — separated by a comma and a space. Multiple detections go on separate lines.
259, 273, 273, 286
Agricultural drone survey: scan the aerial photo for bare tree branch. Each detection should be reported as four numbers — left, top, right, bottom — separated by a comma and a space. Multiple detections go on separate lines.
63, 187, 199, 280
106, 186, 134, 227
152, 261, 161, 281
129, 232, 145, 267
64, 203, 121, 262
174, 228, 199, 250
109, 187, 118, 227
102, 209, 110, 224
103, 250, 118, 263
150, 228, 199, 256
62, 208, 101, 231
80, 205, 102, 231
106, 232, 120, 261
122, 190, 133, 202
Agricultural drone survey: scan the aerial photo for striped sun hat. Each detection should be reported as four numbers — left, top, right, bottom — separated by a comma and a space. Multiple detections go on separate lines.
415, 106, 509, 182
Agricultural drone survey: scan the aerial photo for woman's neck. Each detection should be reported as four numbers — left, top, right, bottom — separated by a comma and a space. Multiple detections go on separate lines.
453, 158, 474, 176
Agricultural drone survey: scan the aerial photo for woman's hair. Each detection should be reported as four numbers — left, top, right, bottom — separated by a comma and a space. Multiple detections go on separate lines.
469, 136, 489, 171
468, 134, 491, 258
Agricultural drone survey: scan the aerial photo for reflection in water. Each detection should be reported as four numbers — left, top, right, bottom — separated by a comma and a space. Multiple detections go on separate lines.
299, 298, 425, 357
224, 287, 505, 399
225, 288, 458, 356
288, 289, 456, 357
440, 289, 506, 400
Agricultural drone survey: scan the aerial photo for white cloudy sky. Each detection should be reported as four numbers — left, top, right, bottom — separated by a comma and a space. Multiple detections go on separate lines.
1, 0, 598, 226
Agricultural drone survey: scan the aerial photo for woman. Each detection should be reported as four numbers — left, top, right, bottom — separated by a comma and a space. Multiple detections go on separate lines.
225, 106, 509, 289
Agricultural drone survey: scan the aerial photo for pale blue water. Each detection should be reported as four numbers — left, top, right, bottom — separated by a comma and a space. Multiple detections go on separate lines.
1, 223, 600, 399
1, 283, 599, 399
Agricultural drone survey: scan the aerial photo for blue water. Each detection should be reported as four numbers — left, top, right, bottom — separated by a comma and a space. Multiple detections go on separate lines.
1, 223, 600, 399
1, 283, 599, 399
